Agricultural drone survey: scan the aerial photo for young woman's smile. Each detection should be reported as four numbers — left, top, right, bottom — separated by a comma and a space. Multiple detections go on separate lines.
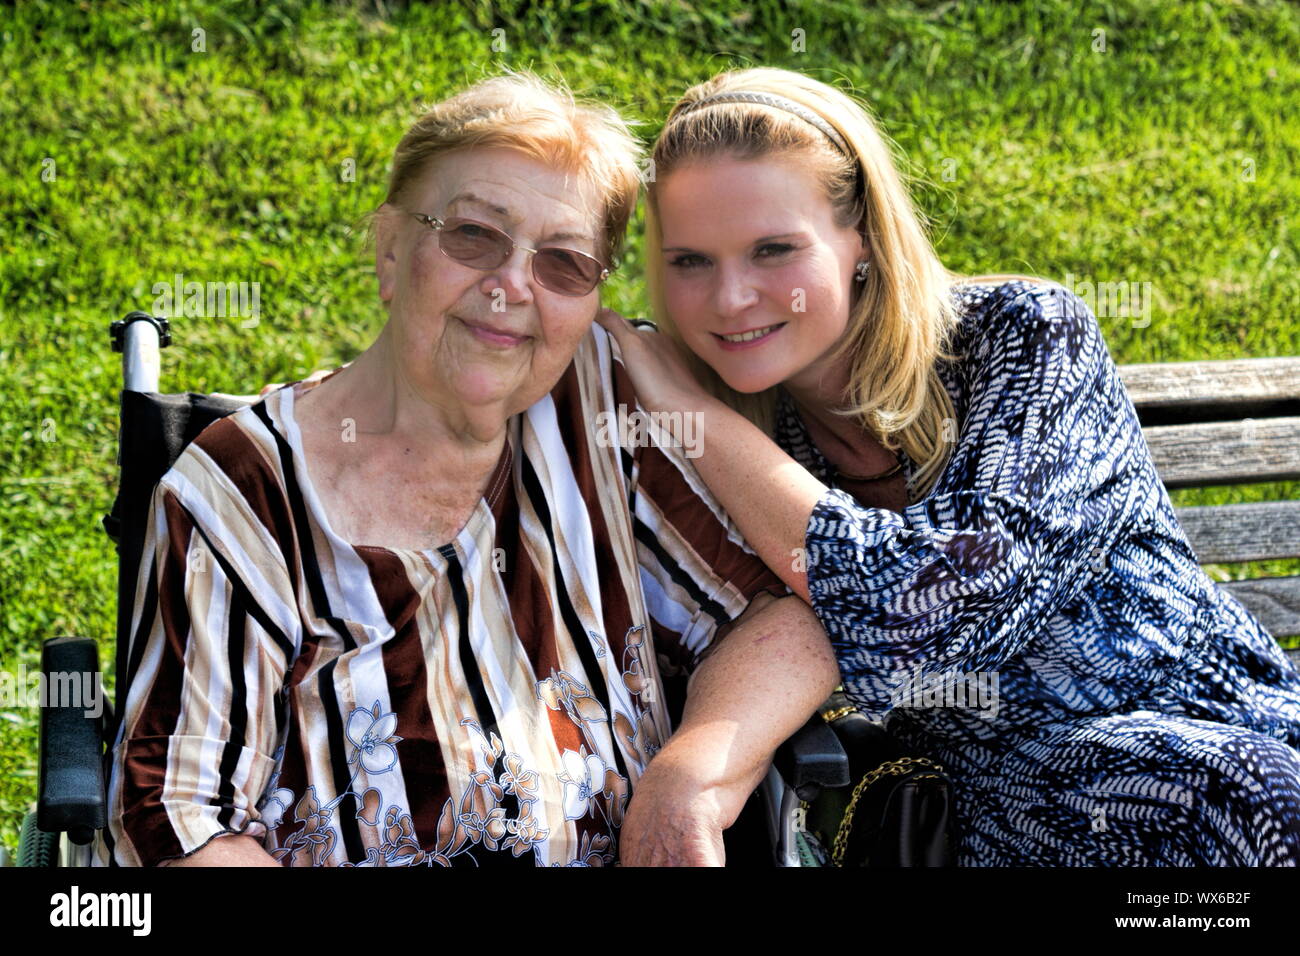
712, 321, 788, 350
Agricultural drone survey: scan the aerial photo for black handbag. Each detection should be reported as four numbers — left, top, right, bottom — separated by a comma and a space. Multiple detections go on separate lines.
800, 691, 954, 867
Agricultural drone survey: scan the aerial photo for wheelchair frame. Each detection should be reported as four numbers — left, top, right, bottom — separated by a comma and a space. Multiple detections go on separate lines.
28, 314, 174, 868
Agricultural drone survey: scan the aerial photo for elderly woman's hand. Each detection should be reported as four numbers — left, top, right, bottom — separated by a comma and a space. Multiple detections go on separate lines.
616, 748, 733, 866
616, 591, 838, 866
594, 309, 716, 418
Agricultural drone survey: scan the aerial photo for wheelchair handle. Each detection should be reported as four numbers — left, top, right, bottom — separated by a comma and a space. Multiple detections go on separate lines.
111, 313, 171, 393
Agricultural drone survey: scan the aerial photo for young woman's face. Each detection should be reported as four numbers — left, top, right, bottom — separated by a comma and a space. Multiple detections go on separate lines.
655, 155, 866, 397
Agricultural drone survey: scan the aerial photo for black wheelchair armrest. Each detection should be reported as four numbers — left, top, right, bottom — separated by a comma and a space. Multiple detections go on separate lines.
37, 636, 108, 845
774, 712, 851, 802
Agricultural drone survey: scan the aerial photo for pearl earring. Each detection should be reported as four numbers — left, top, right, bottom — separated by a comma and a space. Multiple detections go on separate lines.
854, 260, 871, 282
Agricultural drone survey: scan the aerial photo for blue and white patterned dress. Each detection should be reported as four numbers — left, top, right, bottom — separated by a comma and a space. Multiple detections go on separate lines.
785, 279, 1300, 866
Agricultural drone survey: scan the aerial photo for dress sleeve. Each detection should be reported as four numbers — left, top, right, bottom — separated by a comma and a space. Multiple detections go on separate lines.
603, 327, 791, 674
804, 283, 1145, 719
105, 478, 296, 866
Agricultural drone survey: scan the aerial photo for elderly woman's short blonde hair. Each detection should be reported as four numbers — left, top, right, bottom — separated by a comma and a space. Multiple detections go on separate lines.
381, 70, 644, 267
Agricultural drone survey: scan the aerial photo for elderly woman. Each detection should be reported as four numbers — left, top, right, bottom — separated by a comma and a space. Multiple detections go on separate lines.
93, 73, 839, 867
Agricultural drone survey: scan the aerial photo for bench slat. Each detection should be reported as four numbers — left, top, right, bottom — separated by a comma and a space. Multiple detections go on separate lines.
1173, 502, 1300, 563
1141, 417, 1300, 487
1220, 576, 1300, 640
1119, 357, 1300, 410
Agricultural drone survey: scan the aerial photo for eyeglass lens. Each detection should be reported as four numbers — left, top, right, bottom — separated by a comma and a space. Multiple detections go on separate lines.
438, 218, 602, 296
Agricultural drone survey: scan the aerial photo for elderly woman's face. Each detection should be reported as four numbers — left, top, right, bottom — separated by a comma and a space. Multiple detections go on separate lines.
376, 147, 605, 421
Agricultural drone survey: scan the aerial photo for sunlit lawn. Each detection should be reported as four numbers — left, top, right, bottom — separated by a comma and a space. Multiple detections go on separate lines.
2, 0, 1297, 855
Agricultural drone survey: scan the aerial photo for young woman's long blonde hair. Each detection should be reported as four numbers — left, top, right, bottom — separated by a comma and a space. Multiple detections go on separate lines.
645, 67, 1037, 503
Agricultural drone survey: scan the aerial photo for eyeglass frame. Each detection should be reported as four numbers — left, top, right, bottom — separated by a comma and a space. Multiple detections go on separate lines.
404, 210, 612, 296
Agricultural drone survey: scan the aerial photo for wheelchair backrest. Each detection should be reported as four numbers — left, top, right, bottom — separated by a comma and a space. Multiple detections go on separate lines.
104, 391, 250, 739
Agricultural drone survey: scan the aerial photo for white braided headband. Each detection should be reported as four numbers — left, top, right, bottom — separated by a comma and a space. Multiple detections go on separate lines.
672, 90, 851, 156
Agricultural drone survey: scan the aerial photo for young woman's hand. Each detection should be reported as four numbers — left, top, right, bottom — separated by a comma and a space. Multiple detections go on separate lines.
256, 365, 341, 397
594, 308, 715, 416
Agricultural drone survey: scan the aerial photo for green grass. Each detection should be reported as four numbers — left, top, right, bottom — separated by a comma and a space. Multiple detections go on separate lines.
2, 0, 1298, 857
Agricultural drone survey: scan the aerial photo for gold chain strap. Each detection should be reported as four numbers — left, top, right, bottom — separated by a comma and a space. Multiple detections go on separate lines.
820, 705, 855, 723
830, 756, 944, 867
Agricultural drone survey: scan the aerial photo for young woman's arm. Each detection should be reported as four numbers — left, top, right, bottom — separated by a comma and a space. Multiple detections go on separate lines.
596, 309, 826, 602
681, 398, 825, 602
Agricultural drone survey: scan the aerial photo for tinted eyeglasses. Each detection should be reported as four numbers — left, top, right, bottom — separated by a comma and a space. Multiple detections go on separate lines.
407, 212, 611, 297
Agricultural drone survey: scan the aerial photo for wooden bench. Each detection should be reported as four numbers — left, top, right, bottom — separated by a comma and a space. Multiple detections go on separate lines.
1118, 356, 1300, 668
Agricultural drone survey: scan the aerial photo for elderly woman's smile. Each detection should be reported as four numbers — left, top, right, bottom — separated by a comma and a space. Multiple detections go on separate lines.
454, 315, 533, 348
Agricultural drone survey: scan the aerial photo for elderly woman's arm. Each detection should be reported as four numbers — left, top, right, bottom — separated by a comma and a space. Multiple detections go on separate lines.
106, 479, 294, 867
159, 835, 282, 867
618, 591, 839, 865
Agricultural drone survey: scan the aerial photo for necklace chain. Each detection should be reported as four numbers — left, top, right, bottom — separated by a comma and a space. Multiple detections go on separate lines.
828, 458, 902, 483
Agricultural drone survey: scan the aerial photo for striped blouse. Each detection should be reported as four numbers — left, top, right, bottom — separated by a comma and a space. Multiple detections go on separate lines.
94, 324, 788, 867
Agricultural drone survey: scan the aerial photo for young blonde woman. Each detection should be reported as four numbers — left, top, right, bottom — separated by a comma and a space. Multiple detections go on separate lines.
597, 67, 1300, 866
